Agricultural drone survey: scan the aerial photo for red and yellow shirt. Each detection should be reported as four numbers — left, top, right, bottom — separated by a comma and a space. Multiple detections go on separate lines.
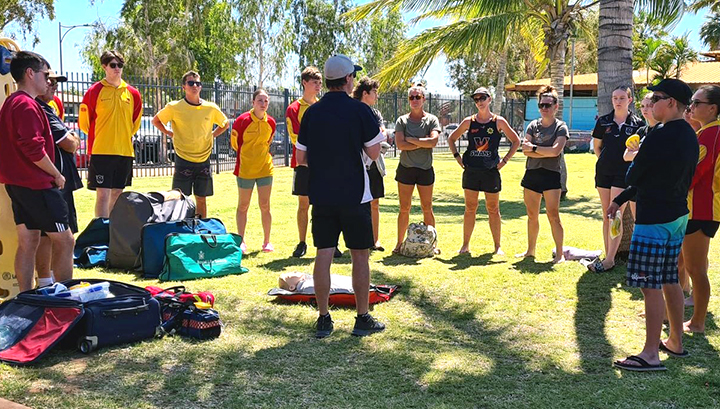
79, 79, 142, 157
688, 121, 720, 222
285, 97, 315, 168
231, 110, 276, 179
48, 95, 64, 121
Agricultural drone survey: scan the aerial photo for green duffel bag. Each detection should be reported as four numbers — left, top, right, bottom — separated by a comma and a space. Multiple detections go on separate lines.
161, 233, 249, 281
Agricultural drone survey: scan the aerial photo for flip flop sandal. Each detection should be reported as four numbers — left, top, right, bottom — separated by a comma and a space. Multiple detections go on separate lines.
613, 355, 666, 372
659, 341, 689, 358
588, 258, 614, 273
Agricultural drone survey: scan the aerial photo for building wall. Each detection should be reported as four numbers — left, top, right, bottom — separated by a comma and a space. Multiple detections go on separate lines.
524, 96, 600, 131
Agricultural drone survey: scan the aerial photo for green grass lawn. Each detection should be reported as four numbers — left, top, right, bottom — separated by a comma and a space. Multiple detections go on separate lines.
2, 152, 720, 408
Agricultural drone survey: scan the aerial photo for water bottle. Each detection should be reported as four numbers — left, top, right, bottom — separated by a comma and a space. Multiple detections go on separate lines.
0, 324, 16, 350
0, 316, 31, 350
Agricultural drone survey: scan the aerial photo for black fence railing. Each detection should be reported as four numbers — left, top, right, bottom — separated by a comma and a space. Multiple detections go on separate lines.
58, 74, 525, 177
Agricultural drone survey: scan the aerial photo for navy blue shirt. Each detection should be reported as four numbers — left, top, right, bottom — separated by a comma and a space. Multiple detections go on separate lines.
614, 119, 698, 224
592, 111, 644, 176
296, 91, 383, 206
37, 99, 83, 192
463, 114, 501, 170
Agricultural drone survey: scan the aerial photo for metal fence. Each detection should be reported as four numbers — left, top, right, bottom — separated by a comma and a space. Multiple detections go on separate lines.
59, 73, 525, 177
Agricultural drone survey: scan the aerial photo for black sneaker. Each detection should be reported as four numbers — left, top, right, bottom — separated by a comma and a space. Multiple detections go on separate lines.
314, 314, 334, 338
351, 313, 385, 337
293, 241, 307, 258
334, 247, 342, 258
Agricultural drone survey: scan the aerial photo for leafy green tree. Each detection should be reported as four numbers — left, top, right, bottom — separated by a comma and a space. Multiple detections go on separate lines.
649, 35, 698, 80
0, 0, 55, 46
359, 9, 406, 76
346, 0, 601, 118
700, 13, 720, 50
690, 0, 720, 12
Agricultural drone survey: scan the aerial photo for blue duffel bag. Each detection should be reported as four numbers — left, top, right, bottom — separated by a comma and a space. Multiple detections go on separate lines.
141, 218, 226, 278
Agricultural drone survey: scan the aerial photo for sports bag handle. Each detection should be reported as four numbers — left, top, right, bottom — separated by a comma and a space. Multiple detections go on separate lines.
102, 302, 149, 317
201, 234, 218, 248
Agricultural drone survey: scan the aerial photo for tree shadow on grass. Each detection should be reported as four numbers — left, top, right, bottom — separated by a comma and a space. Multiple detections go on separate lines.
258, 256, 314, 271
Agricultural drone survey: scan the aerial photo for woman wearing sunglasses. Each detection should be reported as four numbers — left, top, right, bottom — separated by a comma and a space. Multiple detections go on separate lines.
393, 84, 442, 254
588, 86, 644, 272
448, 87, 520, 254
231, 88, 276, 254
679, 85, 720, 333
517, 86, 567, 263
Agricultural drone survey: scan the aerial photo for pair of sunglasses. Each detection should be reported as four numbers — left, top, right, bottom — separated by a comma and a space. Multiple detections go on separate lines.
473, 95, 489, 102
108, 62, 124, 69
409, 95, 423, 101
185, 80, 202, 87
538, 103, 554, 109
650, 94, 671, 103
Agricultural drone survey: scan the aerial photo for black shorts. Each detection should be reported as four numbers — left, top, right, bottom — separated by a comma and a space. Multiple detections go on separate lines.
173, 156, 213, 197
395, 164, 434, 186
87, 154, 133, 190
63, 189, 79, 233
462, 167, 501, 193
311, 203, 373, 249
368, 162, 384, 199
521, 168, 562, 193
5, 185, 69, 232
595, 173, 628, 189
292, 166, 309, 196
686, 219, 720, 238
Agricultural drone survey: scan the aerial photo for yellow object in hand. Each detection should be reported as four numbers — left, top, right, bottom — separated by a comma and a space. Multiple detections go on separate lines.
610, 210, 622, 239
625, 134, 640, 148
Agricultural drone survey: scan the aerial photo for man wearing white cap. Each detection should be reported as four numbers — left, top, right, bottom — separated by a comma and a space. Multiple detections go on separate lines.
295, 54, 386, 338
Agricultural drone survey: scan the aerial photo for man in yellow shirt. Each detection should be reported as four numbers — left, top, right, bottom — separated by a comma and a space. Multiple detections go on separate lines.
152, 71, 229, 218
79, 50, 142, 218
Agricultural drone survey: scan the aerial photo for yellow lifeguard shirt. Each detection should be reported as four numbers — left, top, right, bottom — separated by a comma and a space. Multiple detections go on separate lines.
155, 99, 228, 163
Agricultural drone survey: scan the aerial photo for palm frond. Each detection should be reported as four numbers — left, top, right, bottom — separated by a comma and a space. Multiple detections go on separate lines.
372, 13, 525, 88
635, 0, 685, 29
345, 0, 525, 23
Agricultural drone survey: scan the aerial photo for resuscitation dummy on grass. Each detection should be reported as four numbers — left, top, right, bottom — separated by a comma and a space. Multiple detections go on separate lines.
268, 272, 398, 306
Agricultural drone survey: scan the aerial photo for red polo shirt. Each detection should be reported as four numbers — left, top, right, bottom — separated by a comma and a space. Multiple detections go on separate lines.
0, 91, 55, 189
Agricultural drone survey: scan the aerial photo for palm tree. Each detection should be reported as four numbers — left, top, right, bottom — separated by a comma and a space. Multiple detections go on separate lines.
596, 0, 684, 116
346, 0, 599, 118
700, 13, 720, 50
668, 34, 698, 78
691, 0, 720, 12
634, 37, 664, 86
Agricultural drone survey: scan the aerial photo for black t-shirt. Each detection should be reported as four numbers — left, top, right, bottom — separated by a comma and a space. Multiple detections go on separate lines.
592, 111, 644, 176
463, 114, 501, 170
617, 119, 698, 224
37, 99, 83, 192
296, 92, 383, 206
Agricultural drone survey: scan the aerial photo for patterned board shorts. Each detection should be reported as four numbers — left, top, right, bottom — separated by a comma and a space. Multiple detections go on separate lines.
626, 215, 688, 289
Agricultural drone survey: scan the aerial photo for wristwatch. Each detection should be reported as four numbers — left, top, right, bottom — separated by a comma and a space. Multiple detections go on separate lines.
532, 145, 538, 153
453, 152, 461, 158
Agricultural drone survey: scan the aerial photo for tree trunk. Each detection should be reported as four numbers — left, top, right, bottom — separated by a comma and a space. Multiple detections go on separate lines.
597, 0, 634, 116
493, 47, 507, 114
598, 0, 635, 253
548, 39, 567, 119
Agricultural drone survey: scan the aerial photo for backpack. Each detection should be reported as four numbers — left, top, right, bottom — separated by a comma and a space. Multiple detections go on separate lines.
108, 190, 195, 270
399, 222, 437, 258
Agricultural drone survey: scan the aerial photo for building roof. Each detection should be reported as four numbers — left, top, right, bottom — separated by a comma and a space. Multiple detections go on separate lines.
506, 56, 720, 92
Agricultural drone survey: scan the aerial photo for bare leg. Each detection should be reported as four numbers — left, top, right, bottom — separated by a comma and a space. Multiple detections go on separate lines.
600, 186, 628, 269
662, 283, 685, 353
236, 187, 254, 242
682, 231, 712, 333
46, 230, 74, 282
314, 248, 334, 316
371, 199, 381, 247
517, 188, 541, 258
194, 195, 207, 219
417, 184, 435, 227
297, 195, 310, 243
350, 249, 370, 315
15, 225, 40, 292
35, 236, 52, 279
257, 183, 273, 245
543, 189, 564, 263
485, 192, 502, 254
395, 182, 414, 251
618, 287, 664, 367
94, 188, 112, 218
460, 189, 479, 254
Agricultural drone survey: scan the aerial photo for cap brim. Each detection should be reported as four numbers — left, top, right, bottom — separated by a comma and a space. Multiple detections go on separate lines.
472, 92, 490, 97
49, 75, 68, 82
353, 65, 363, 73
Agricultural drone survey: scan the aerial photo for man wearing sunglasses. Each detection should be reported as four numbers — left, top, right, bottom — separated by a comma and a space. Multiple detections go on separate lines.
152, 71, 229, 218
79, 50, 142, 218
610, 78, 699, 372
0, 51, 75, 291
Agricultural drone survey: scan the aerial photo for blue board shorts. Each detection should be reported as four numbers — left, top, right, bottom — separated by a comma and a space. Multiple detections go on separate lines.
626, 214, 688, 289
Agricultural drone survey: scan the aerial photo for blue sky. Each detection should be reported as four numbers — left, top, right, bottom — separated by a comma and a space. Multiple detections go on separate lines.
2, 0, 711, 94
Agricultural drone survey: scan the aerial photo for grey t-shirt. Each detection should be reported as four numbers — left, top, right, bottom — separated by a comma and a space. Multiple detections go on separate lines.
396, 113, 441, 170
524, 119, 568, 172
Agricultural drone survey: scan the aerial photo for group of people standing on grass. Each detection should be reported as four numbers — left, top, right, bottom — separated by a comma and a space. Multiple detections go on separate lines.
2, 49, 720, 356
